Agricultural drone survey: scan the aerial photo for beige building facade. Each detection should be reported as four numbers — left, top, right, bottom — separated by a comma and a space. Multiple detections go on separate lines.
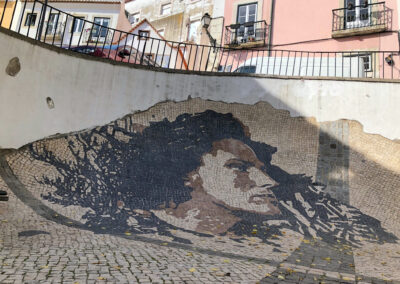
124, 0, 216, 44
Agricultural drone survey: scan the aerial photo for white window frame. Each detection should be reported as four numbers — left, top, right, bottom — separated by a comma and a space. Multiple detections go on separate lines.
128, 12, 140, 24
71, 16, 85, 33
160, 3, 171, 16
237, 3, 257, 24
236, 3, 257, 40
344, 53, 372, 72
345, 0, 370, 29
187, 20, 200, 42
45, 13, 59, 35
24, 13, 37, 27
92, 17, 110, 40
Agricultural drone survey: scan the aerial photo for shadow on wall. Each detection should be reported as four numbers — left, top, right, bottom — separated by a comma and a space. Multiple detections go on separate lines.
0, 24, 399, 256
23, 108, 399, 247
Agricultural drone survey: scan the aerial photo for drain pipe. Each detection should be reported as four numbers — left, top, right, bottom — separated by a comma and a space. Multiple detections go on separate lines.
268, 0, 275, 56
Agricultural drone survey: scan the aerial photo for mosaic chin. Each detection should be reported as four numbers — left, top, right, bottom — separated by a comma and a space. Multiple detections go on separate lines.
29, 110, 397, 246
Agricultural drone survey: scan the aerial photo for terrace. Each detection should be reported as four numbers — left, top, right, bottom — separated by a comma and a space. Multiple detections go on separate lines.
224, 20, 268, 49
332, 1, 389, 38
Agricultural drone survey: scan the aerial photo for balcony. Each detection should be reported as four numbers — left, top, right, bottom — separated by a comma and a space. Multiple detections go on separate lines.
332, 2, 389, 38
224, 20, 268, 49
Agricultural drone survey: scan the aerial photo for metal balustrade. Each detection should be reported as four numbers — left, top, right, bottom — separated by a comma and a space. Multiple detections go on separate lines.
332, 2, 388, 32
224, 20, 268, 48
0, 0, 399, 80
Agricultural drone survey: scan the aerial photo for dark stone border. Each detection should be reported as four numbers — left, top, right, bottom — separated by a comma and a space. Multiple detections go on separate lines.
0, 150, 398, 283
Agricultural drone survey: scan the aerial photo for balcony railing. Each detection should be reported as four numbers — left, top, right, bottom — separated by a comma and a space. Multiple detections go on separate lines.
43, 21, 64, 36
2, 0, 400, 80
332, 1, 388, 34
224, 20, 268, 48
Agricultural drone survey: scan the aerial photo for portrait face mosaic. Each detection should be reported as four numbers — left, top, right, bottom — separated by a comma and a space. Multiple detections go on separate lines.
3, 101, 400, 281
22, 110, 396, 253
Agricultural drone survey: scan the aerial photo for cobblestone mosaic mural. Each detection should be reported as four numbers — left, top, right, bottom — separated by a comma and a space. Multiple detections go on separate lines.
2, 100, 400, 282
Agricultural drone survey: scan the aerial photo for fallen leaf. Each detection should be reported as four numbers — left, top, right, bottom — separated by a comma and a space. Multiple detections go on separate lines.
286, 268, 295, 274
265, 273, 272, 277
162, 242, 168, 246
323, 257, 331, 261
186, 252, 193, 257
278, 275, 285, 280
342, 277, 353, 281
189, 268, 196, 273
223, 259, 230, 263
302, 239, 310, 244
125, 232, 131, 236
97, 277, 105, 280
211, 268, 219, 271
40, 265, 48, 269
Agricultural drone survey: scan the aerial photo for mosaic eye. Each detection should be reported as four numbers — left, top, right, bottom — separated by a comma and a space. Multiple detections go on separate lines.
225, 160, 253, 172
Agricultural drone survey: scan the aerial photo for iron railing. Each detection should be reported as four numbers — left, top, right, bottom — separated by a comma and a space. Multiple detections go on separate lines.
224, 20, 268, 47
332, 1, 388, 32
43, 21, 64, 36
1, 0, 400, 80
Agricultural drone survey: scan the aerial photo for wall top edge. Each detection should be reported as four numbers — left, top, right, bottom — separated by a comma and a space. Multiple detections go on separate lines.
1, 27, 400, 85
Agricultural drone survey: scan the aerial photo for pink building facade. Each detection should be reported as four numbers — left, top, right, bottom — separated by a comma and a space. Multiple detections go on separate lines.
219, 0, 400, 78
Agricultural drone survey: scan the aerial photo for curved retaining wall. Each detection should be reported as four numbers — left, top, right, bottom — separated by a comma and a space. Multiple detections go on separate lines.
1, 27, 400, 149
2, 28, 400, 281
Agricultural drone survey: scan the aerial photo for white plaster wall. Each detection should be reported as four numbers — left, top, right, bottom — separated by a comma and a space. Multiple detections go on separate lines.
12, 2, 120, 38
212, 0, 225, 17
1, 29, 400, 149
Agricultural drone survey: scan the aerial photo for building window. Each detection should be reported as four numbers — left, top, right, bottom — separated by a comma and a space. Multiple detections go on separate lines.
160, 3, 171, 16
344, 53, 372, 72
157, 28, 165, 37
71, 16, 85, 33
237, 3, 257, 38
128, 12, 140, 24
237, 3, 257, 24
24, 13, 37, 26
187, 20, 200, 42
92, 17, 110, 38
360, 54, 372, 71
345, 0, 370, 29
139, 30, 150, 39
46, 13, 59, 35
156, 54, 170, 67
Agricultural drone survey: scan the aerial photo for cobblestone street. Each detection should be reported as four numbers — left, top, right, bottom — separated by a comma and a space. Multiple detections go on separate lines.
0, 184, 274, 283
1, 148, 400, 283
